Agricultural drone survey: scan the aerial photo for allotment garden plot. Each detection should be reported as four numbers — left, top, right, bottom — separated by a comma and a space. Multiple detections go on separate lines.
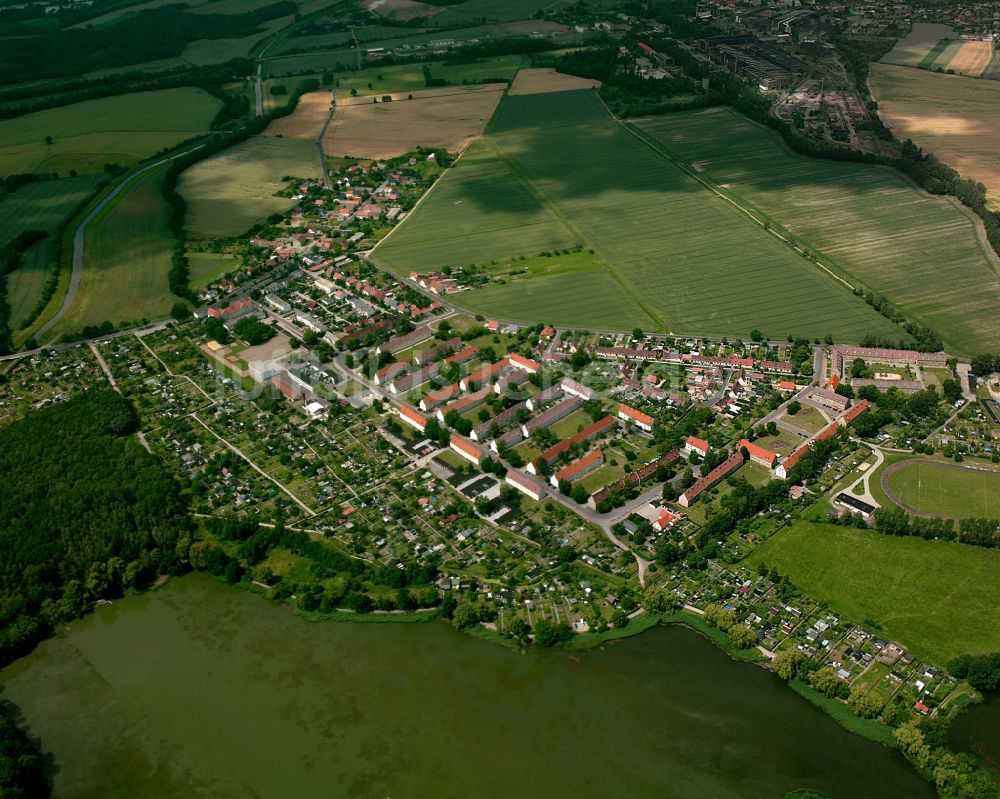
637, 107, 1000, 354
378, 90, 900, 341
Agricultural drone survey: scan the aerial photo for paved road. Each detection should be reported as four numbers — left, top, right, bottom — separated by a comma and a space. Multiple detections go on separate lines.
834, 441, 883, 510
34, 148, 203, 344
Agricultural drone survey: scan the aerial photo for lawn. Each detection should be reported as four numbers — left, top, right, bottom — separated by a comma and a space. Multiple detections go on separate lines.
747, 520, 1000, 663
188, 253, 240, 289
61, 164, 177, 332
637, 107, 1000, 355
376, 91, 901, 342
0, 88, 221, 176
178, 135, 320, 237
885, 460, 1000, 519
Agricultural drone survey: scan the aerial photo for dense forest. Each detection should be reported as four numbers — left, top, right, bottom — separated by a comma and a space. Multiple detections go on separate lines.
0, 390, 189, 666
0, 701, 49, 798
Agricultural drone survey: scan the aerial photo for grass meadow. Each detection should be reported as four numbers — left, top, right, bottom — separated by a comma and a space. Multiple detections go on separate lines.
637, 107, 1000, 354
0, 174, 102, 246
885, 461, 1000, 519
378, 91, 900, 340
747, 521, 1000, 663
188, 253, 240, 289
178, 135, 319, 237
0, 88, 221, 176
6, 237, 53, 328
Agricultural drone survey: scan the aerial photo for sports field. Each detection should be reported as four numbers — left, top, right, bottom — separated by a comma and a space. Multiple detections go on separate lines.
0, 88, 222, 176
62, 165, 177, 330
881, 23, 955, 67
178, 136, 319, 237
870, 64, 1000, 209
377, 91, 901, 340
884, 460, 1000, 519
324, 86, 504, 159
747, 521, 1000, 663
637, 107, 1000, 354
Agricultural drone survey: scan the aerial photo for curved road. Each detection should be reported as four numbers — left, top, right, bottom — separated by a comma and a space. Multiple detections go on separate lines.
34, 147, 203, 343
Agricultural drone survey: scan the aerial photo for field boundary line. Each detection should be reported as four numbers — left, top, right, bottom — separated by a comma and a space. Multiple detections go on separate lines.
597, 94, 861, 297
482, 133, 667, 331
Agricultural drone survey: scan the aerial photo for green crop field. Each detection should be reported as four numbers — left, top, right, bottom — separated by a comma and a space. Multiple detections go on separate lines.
0, 174, 102, 246
917, 38, 952, 69
335, 56, 523, 98
0, 88, 222, 177
61, 165, 177, 332
747, 521, 1000, 663
178, 135, 319, 237
377, 91, 901, 340
636, 108, 1000, 355
6, 237, 52, 328
885, 461, 1000, 519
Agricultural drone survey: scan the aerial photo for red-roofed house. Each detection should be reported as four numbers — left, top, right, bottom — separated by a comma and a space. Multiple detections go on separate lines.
838, 399, 870, 427
618, 403, 654, 432
551, 450, 604, 487
460, 359, 510, 392
652, 508, 678, 531
450, 434, 486, 466
507, 353, 539, 374
374, 361, 408, 385
447, 345, 479, 366
679, 451, 744, 507
207, 298, 254, 320
774, 445, 808, 479
419, 382, 460, 412
399, 405, 428, 432
484, 319, 500, 332
738, 439, 778, 468
777, 380, 797, 393
813, 421, 841, 443
685, 436, 710, 457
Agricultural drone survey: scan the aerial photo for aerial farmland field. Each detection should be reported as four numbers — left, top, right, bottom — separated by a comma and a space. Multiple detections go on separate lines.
870, 64, 1000, 209
377, 90, 902, 341
636, 107, 1000, 354
5, 238, 53, 328
324, 85, 504, 159
0, 175, 103, 247
0, 88, 222, 176
61, 165, 178, 331
881, 23, 954, 67
177, 136, 320, 238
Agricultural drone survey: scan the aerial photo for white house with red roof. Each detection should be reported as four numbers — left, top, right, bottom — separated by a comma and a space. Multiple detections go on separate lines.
399, 405, 428, 433
450, 434, 485, 466
738, 439, 778, 469
684, 436, 710, 458
507, 353, 539, 374
652, 508, 678, 531
551, 450, 604, 488
618, 403, 654, 432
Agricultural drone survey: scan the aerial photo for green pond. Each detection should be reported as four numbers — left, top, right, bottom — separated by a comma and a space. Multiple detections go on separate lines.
950, 691, 1000, 770
1, 574, 932, 799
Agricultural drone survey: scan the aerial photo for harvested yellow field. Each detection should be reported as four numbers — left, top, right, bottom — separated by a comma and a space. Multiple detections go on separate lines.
508, 68, 602, 95
264, 92, 332, 140
323, 86, 503, 159
945, 39, 993, 77
870, 64, 1000, 205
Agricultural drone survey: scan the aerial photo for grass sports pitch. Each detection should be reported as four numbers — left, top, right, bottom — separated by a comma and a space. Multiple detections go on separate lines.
748, 521, 1000, 663
884, 460, 1000, 519
636, 107, 1000, 354
375, 90, 901, 341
